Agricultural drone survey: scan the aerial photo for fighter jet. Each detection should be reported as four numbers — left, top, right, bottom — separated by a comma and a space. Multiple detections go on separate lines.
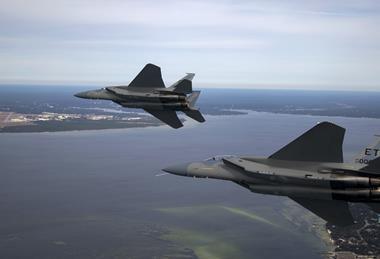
74, 63, 205, 129
163, 122, 380, 226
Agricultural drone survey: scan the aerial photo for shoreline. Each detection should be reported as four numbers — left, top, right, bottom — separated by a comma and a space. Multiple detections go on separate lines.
1, 109, 380, 134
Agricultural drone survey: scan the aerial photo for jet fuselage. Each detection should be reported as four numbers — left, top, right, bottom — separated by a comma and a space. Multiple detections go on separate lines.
163, 122, 380, 225
75, 87, 190, 111
164, 156, 380, 203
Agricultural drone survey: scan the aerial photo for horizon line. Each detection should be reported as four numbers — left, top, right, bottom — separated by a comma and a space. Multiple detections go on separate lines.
0, 82, 379, 93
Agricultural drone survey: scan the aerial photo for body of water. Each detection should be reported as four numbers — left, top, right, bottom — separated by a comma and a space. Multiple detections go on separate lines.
1, 112, 380, 258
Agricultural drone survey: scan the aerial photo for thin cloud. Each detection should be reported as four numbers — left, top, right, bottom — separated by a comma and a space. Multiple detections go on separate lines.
0, 0, 379, 89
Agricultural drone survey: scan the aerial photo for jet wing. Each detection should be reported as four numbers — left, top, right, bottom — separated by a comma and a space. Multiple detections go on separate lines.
144, 109, 183, 129
290, 197, 354, 226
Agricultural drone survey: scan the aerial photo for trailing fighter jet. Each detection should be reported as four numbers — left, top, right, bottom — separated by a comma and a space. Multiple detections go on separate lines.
163, 122, 380, 226
74, 63, 205, 129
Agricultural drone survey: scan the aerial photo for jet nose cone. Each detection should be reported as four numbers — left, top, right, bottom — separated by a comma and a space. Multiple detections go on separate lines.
162, 163, 190, 176
74, 91, 89, 99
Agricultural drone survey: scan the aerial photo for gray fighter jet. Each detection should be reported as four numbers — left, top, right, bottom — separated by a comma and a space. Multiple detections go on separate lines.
74, 64, 205, 129
163, 122, 380, 226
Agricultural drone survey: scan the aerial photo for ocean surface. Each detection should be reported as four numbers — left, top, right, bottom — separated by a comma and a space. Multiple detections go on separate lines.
1, 111, 380, 259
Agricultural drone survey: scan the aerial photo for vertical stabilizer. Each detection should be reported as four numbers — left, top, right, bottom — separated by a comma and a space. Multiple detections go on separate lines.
352, 135, 380, 168
168, 73, 194, 94
360, 157, 380, 174
186, 91, 201, 108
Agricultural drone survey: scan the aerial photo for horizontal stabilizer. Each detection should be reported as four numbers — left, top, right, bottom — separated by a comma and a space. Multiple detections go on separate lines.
269, 122, 345, 162
144, 109, 183, 129
128, 63, 165, 88
183, 109, 205, 123
291, 197, 354, 226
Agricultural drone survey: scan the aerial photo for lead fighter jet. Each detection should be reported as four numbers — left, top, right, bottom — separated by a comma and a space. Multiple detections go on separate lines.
163, 122, 380, 226
74, 64, 205, 129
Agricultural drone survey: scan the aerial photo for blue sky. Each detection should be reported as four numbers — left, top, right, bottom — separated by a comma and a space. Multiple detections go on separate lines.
0, 0, 379, 90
